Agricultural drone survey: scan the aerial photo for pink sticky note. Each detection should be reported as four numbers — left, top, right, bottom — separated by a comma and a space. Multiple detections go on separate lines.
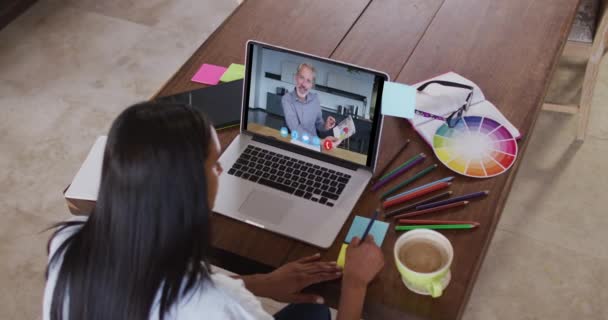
191, 63, 227, 85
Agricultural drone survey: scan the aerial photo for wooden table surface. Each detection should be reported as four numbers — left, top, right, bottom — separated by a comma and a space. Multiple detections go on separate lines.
153, 0, 581, 318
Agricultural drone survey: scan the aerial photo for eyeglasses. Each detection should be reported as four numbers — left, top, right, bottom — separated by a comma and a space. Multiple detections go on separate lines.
415, 80, 474, 128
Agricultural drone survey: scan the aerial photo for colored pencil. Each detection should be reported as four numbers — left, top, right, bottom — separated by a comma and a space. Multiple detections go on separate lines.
382, 182, 451, 209
397, 219, 480, 226
384, 191, 452, 218
385, 176, 455, 202
395, 224, 478, 231
381, 164, 438, 199
392, 201, 469, 220
371, 153, 425, 191
371, 140, 410, 182
415, 190, 489, 210
360, 210, 379, 241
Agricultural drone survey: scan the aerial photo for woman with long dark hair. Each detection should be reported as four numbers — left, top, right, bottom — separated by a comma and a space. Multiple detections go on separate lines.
43, 102, 384, 320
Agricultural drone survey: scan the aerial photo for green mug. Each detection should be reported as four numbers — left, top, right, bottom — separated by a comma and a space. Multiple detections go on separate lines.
393, 229, 453, 298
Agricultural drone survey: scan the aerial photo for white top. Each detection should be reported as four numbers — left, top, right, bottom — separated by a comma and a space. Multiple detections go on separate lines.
43, 221, 273, 320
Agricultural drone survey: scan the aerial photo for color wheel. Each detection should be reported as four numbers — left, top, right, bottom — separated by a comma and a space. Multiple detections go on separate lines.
432, 116, 518, 178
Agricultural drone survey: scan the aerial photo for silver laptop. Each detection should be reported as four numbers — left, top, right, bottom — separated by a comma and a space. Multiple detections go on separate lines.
214, 40, 389, 248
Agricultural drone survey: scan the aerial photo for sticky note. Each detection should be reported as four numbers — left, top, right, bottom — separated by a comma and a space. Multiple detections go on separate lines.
381, 81, 416, 119
344, 216, 389, 247
337, 243, 349, 268
220, 63, 245, 82
191, 63, 227, 85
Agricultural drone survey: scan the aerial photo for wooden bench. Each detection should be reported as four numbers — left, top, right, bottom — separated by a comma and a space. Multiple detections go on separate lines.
543, 0, 608, 141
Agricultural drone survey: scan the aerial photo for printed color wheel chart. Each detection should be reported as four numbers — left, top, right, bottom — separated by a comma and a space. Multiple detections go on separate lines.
432, 116, 518, 178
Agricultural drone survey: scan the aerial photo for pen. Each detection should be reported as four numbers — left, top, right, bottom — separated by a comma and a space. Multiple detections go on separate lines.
360, 209, 379, 241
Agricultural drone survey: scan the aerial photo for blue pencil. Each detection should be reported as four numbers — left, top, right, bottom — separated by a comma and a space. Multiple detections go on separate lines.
415, 190, 489, 210
360, 210, 379, 241
385, 176, 455, 202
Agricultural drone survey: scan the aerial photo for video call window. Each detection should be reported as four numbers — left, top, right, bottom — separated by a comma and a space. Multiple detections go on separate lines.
245, 44, 383, 166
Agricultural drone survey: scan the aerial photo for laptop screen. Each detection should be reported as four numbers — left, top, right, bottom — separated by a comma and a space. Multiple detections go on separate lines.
243, 41, 387, 168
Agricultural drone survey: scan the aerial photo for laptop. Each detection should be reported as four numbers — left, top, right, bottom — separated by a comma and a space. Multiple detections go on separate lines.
214, 40, 388, 248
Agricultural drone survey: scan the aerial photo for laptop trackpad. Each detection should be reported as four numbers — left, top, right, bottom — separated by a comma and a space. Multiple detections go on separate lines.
238, 190, 291, 225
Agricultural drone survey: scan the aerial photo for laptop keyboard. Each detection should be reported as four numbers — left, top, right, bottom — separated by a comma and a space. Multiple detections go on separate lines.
226, 145, 352, 207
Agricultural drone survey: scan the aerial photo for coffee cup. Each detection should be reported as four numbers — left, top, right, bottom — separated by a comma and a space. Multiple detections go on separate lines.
393, 229, 453, 298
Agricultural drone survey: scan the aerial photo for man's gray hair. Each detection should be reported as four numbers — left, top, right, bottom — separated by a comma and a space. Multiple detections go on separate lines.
296, 63, 316, 80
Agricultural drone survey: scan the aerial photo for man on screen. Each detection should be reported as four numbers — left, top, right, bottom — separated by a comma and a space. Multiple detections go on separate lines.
281, 63, 337, 140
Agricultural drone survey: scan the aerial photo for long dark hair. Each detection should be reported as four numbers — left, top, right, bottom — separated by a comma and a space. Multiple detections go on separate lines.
47, 102, 215, 320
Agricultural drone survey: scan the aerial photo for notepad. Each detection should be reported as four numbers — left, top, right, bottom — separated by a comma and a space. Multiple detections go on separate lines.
337, 216, 389, 268
191, 63, 227, 85
155, 80, 243, 130
410, 72, 521, 146
381, 81, 416, 119
65, 136, 106, 201
220, 63, 245, 82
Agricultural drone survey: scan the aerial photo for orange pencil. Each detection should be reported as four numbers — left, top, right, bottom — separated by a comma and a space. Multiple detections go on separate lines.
392, 201, 468, 219
382, 182, 451, 209
397, 219, 479, 226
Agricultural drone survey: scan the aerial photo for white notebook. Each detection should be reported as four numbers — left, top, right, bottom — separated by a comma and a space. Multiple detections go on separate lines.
64, 136, 106, 201
410, 72, 521, 146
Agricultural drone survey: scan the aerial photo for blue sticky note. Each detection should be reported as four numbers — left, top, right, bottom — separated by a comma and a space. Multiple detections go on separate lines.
381, 81, 416, 119
344, 216, 389, 247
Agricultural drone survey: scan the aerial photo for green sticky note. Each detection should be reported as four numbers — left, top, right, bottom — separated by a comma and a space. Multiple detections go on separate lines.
220, 63, 245, 82
381, 81, 416, 119
345, 216, 389, 247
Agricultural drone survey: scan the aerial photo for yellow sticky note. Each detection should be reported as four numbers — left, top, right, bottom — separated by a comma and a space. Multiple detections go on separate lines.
337, 243, 349, 268
220, 63, 245, 82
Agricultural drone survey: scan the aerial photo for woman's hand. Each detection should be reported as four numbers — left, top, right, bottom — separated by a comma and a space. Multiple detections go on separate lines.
343, 236, 385, 289
335, 236, 385, 320
242, 253, 341, 304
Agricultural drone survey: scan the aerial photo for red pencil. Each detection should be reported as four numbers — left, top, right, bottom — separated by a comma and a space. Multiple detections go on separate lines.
392, 201, 469, 219
382, 182, 451, 209
397, 219, 479, 226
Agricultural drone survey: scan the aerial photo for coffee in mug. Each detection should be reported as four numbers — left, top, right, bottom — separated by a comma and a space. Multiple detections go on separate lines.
393, 229, 454, 298
398, 239, 448, 273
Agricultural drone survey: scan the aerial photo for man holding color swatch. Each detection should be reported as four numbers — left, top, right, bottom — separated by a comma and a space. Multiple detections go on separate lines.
282, 63, 338, 140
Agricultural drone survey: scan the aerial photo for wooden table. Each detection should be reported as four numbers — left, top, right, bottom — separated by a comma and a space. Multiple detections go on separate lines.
151, 0, 580, 318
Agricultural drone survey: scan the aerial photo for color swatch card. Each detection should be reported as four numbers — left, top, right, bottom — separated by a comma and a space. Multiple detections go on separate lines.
191, 63, 227, 85
381, 81, 416, 119
220, 63, 245, 82
332, 116, 356, 148
333, 116, 356, 140
337, 216, 389, 268
433, 116, 518, 178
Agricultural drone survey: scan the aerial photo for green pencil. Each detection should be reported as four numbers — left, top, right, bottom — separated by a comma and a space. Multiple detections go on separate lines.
381, 164, 438, 199
379, 153, 422, 181
395, 224, 477, 231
